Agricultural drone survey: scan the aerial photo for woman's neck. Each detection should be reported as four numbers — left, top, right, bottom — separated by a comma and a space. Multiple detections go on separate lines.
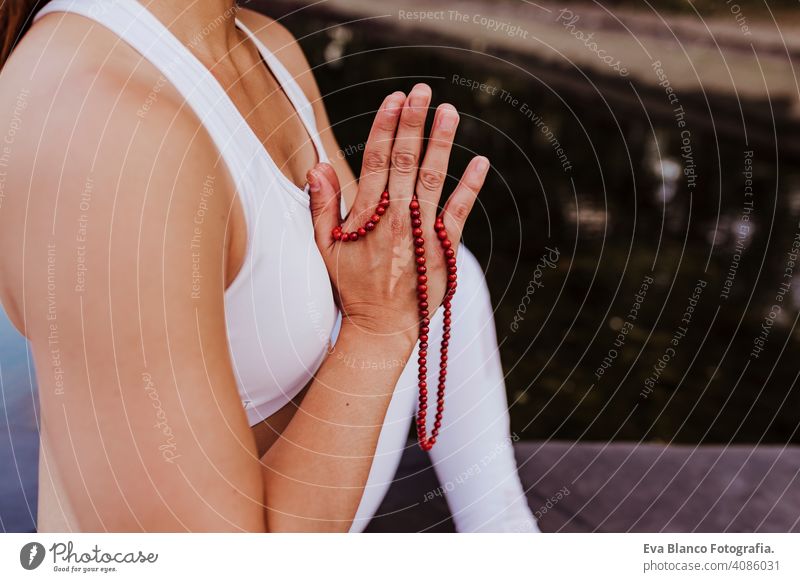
142, 0, 241, 60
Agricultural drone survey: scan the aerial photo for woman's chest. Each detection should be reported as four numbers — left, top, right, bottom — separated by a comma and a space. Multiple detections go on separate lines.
223, 169, 338, 425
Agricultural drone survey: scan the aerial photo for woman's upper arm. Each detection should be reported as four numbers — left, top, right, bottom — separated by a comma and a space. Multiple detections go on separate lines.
21, 72, 265, 531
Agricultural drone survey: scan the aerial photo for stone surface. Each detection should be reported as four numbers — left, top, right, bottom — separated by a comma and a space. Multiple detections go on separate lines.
365, 441, 800, 532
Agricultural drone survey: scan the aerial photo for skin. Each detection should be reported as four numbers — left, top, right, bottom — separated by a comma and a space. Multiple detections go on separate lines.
0, 1, 489, 532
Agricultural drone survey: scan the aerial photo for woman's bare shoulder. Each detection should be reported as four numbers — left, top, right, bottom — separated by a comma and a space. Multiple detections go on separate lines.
0, 13, 235, 332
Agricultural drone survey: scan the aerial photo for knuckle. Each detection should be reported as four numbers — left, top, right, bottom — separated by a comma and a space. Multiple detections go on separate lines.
362, 150, 389, 173
448, 202, 471, 222
463, 176, 484, 194
418, 168, 444, 192
391, 150, 418, 174
389, 212, 407, 239
376, 113, 398, 132
401, 112, 426, 129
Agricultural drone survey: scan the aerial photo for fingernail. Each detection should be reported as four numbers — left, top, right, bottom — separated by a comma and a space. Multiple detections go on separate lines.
438, 112, 458, 132
476, 157, 490, 173
307, 170, 320, 192
409, 87, 430, 108
386, 96, 404, 116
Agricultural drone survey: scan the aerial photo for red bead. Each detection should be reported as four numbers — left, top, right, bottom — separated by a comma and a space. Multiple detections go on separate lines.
376, 206, 386, 216
333, 230, 342, 241
357, 227, 367, 237
412, 202, 456, 452
350, 232, 359, 241
371, 214, 381, 223
365, 221, 376, 231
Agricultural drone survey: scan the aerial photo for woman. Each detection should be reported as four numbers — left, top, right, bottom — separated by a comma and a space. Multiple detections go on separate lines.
0, 0, 537, 532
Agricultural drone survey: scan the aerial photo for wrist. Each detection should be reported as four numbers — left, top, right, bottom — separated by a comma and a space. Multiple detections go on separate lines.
338, 315, 418, 353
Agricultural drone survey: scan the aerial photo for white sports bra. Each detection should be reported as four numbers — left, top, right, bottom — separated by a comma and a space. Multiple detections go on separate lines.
34, 0, 345, 426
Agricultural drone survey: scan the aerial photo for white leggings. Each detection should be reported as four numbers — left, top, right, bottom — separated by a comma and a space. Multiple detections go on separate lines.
332, 245, 539, 533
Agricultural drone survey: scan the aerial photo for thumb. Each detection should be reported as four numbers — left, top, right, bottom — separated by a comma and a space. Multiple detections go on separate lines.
307, 163, 342, 250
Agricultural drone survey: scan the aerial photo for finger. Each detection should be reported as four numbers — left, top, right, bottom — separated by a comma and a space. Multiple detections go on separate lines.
307, 164, 342, 252
415, 103, 459, 231
441, 156, 490, 248
351, 91, 405, 223
387, 83, 431, 207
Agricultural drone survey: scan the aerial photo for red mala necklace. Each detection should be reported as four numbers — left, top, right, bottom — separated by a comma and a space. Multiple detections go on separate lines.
331, 191, 456, 451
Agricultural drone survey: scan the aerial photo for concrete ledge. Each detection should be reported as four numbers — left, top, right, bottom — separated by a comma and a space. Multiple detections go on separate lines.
366, 442, 800, 532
